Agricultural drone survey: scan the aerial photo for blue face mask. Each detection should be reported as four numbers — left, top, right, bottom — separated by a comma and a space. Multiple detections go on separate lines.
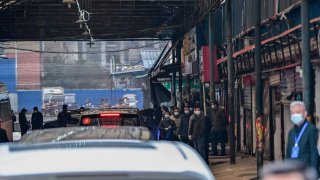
291, 113, 305, 125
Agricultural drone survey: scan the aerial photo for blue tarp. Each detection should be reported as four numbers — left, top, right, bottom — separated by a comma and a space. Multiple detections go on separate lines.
0, 58, 16, 92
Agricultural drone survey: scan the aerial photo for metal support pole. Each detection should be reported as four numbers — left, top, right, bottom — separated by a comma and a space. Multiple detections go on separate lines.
301, 0, 314, 120
254, 0, 264, 173
209, 0, 215, 102
172, 73, 177, 107
177, 41, 183, 111
186, 75, 191, 103
226, 0, 235, 164
150, 80, 158, 107
172, 47, 177, 107
236, 87, 241, 151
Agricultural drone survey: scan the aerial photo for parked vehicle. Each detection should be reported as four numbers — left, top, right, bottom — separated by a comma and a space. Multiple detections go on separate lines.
0, 127, 215, 180
42, 87, 77, 116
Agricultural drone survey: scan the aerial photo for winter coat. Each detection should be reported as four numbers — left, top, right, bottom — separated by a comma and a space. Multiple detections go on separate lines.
179, 113, 191, 136
158, 119, 177, 140
189, 112, 207, 139
57, 110, 71, 127
19, 112, 30, 135
31, 111, 43, 130
211, 108, 227, 132
286, 120, 318, 169
0, 128, 9, 143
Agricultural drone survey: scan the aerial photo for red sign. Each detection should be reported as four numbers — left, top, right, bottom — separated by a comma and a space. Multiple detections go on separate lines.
201, 46, 219, 82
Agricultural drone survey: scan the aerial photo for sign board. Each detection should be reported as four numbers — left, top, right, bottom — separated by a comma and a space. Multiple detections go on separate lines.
200, 46, 219, 82
181, 28, 197, 75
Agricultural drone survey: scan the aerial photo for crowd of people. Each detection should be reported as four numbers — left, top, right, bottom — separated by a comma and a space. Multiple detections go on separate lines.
157, 100, 228, 164
156, 100, 320, 178
0, 104, 72, 143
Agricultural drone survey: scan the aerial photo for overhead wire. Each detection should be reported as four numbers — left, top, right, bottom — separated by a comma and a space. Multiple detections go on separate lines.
0, 41, 164, 54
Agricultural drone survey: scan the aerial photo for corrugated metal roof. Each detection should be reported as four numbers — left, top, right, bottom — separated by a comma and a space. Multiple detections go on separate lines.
141, 50, 161, 69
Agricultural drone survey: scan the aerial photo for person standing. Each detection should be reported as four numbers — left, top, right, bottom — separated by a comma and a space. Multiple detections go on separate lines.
158, 111, 177, 141
19, 108, 29, 136
11, 110, 16, 132
179, 106, 192, 144
210, 100, 228, 156
31, 106, 43, 130
170, 107, 181, 140
286, 101, 318, 169
189, 106, 208, 162
0, 127, 9, 143
57, 104, 71, 127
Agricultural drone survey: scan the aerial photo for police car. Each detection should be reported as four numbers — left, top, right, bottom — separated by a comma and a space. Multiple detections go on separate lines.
78, 108, 143, 128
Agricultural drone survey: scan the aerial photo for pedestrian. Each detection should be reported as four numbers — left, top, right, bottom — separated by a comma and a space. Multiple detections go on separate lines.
286, 101, 318, 169
260, 160, 318, 180
169, 106, 175, 115
158, 111, 177, 141
11, 110, 16, 132
210, 100, 228, 156
57, 104, 71, 127
79, 106, 85, 113
160, 106, 169, 118
31, 106, 43, 130
0, 126, 9, 143
189, 106, 208, 163
170, 107, 181, 140
179, 106, 192, 144
19, 108, 30, 136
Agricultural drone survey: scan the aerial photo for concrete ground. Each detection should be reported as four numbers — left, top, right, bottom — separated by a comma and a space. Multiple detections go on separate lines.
210, 153, 258, 180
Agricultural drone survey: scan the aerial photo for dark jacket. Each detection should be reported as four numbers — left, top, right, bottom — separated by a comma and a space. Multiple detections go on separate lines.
31, 111, 43, 130
19, 112, 29, 135
189, 112, 207, 139
57, 110, 71, 127
170, 115, 181, 136
286, 121, 318, 168
179, 113, 191, 136
158, 119, 177, 140
211, 108, 227, 132
0, 128, 9, 143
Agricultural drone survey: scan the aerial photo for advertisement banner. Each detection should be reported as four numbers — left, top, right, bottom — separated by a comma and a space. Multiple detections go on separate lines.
181, 28, 197, 75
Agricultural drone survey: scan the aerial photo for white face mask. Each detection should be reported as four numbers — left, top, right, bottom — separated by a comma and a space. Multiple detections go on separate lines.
194, 111, 200, 116
184, 110, 189, 114
290, 113, 305, 125
164, 115, 170, 119
174, 112, 179, 116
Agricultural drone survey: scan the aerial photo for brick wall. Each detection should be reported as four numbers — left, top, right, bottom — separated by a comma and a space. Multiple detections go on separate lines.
6, 52, 40, 90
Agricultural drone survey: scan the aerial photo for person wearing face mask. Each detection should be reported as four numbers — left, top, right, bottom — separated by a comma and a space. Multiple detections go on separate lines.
179, 106, 192, 144
170, 107, 181, 140
158, 111, 177, 141
210, 101, 228, 156
189, 106, 208, 163
286, 101, 318, 170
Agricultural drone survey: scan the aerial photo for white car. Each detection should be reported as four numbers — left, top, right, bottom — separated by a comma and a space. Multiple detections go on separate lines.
0, 127, 215, 180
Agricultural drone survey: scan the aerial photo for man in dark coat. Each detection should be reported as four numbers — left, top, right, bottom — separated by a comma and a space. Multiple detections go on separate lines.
189, 106, 208, 163
19, 108, 29, 136
0, 127, 9, 143
31, 106, 43, 130
11, 110, 16, 132
210, 101, 228, 156
57, 104, 71, 127
179, 106, 192, 144
286, 101, 318, 169
158, 111, 177, 141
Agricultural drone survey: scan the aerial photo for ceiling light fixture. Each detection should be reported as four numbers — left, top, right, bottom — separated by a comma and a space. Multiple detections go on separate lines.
62, 0, 75, 8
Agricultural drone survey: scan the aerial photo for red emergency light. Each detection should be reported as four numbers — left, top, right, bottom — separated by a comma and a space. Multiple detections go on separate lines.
82, 117, 91, 125
100, 113, 120, 118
